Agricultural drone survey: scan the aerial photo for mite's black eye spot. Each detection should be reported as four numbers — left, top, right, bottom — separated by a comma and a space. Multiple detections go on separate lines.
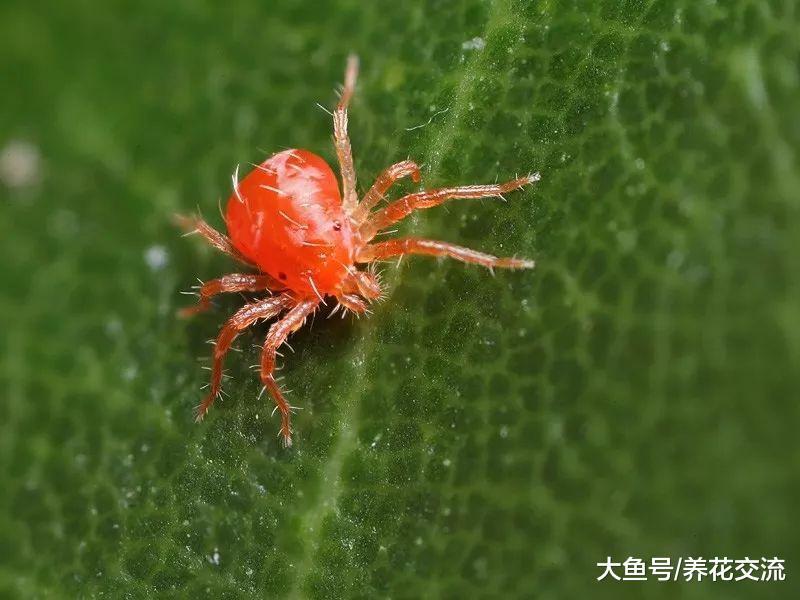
278, 272, 287, 280
332, 220, 342, 231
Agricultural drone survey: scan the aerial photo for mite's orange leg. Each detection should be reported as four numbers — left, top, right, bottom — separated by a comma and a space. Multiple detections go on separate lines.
359, 173, 539, 241
335, 54, 359, 216
195, 294, 295, 422
333, 293, 369, 317
174, 214, 256, 267
351, 160, 421, 225
357, 237, 535, 270
259, 300, 319, 447
179, 273, 284, 317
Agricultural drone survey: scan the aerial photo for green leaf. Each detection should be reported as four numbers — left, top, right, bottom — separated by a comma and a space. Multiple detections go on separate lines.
1, 0, 799, 598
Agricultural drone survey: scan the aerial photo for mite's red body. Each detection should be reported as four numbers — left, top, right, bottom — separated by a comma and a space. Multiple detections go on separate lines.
226, 149, 355, 297
180, 56, 538, 447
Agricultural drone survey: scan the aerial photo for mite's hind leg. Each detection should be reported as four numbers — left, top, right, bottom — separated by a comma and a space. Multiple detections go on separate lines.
195, 294, 294, 422
359, 173, 539, 240
174, 214, 256, 267
357, 237, 535, 270
351, 160, 421, 225
259, 300, 319, 447
335, 54, 359, 215
180, 273, 283, 317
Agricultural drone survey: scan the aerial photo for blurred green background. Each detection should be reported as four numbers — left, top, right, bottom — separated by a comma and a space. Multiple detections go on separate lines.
1, 0, 799, 598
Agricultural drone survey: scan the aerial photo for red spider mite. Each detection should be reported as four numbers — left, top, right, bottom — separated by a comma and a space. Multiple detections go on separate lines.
178, 55, 538, 447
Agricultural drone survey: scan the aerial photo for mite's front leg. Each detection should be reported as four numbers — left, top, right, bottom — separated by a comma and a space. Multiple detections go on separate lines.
351, 160, 421, 225
357, 237, 534, 270
359, 174, 539, 241
335, 54, 359, 216
333, 293, 369, 318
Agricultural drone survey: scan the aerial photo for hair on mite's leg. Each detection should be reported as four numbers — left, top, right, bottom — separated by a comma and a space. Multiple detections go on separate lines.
179, 273, 284, 317
359, 173, 540, 241
259, 300, 318, 447
357, 237, 535, 270
335, 54, 359, 216
173, 213, 257, 267
335, 293, 369, 316
194, 295, 295, 422
351, 160, 422, 225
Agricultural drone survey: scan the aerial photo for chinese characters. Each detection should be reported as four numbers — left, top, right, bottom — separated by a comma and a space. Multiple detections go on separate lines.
597, 556, 785, 582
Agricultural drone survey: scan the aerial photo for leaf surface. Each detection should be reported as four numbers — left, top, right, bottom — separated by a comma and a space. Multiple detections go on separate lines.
1, 0, 799, 597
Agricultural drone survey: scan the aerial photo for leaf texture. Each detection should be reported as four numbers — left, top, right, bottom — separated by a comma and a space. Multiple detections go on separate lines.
0, 0, 799, 598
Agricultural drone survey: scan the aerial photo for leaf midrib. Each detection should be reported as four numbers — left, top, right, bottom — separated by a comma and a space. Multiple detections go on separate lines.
286, 0, 527, 595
